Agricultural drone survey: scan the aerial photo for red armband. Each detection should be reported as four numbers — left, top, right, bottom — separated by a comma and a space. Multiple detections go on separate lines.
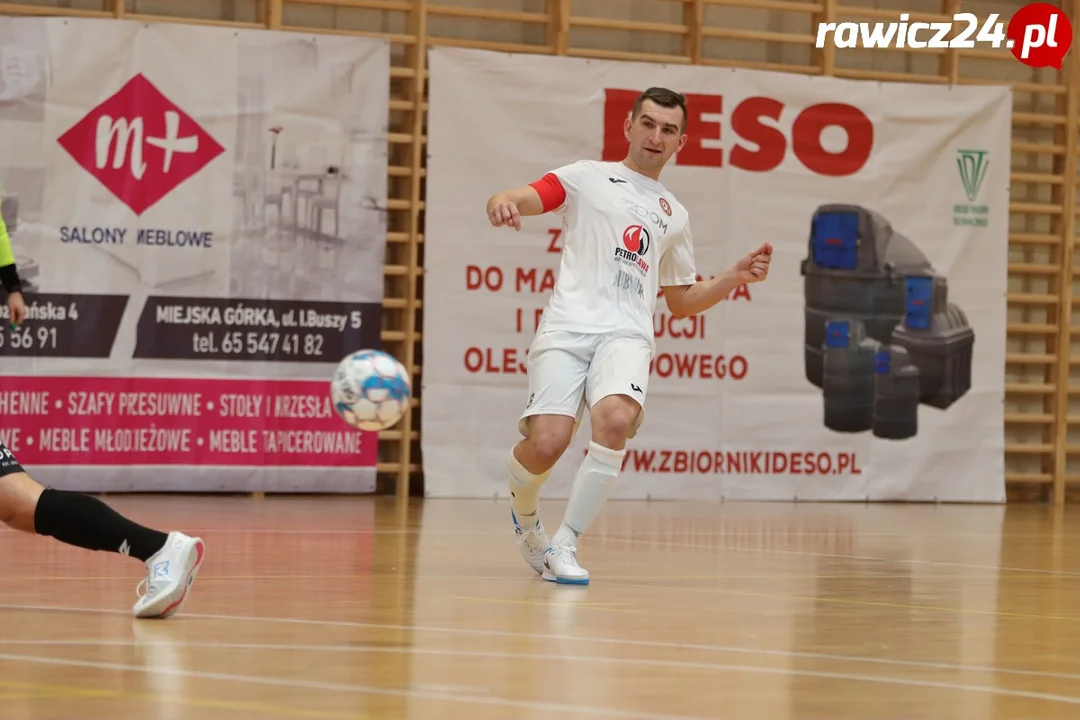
529, 173, 567, 213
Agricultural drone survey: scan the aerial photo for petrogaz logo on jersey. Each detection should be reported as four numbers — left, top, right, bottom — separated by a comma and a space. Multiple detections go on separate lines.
616, 224, 651, 274
57, 74, 226, 216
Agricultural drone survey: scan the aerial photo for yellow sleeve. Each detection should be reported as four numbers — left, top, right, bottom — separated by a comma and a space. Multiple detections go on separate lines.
0, 181, 21, 293
0, 201, 13, 268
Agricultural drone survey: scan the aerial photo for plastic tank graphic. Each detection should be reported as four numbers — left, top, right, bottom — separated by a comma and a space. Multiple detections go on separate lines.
801, 204, 976, 439
872, 346, 920, 440
891, 275, 974, 410
822, 319, 879, 433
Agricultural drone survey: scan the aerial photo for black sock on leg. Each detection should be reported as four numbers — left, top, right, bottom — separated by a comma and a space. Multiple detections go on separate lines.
34, 489, 169, 562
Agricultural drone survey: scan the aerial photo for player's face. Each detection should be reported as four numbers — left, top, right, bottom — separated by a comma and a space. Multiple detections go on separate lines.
624, 100, 687, 174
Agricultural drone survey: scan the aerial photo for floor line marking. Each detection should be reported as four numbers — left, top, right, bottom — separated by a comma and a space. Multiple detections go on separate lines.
2, 603, 1079, 685
0, 679, 372, 719
0, 642, 1078, 708
0, 650, 710, 720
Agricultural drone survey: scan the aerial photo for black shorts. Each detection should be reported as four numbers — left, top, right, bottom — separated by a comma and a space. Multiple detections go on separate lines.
0, 439, 24, 478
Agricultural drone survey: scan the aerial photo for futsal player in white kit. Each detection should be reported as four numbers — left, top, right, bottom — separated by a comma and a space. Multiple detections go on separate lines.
485, 87, 773, 584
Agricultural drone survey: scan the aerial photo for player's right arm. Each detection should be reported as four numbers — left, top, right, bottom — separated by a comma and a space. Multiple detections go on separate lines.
486, 185, 545, 231
487, 164, 581, 231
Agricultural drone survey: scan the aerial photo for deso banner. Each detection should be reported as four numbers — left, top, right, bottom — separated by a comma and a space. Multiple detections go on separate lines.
0, 18, 390, 492
422, 47, 1010, 503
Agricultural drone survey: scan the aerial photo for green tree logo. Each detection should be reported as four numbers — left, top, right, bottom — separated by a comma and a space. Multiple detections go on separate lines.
957, 150, 989, 202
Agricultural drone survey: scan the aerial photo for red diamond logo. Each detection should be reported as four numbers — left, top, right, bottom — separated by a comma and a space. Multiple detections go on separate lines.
57, 74, 226, 216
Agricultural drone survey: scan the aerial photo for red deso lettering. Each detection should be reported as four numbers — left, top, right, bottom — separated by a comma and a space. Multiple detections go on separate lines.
603, 88, 873, 176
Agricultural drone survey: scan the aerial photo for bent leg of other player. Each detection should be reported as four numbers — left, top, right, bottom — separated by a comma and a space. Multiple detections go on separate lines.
545, 334, 649, 586
0, 444, 205, 619
512, 331, 593, 574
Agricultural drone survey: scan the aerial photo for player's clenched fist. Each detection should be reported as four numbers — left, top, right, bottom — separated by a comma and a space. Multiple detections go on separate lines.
735, 242, 773, 284
488, 200, 522, 231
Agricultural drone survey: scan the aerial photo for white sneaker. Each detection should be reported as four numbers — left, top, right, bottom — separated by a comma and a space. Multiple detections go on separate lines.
133, 532, 206, 619
542, 544, 589, 585
512, 509, 551, 575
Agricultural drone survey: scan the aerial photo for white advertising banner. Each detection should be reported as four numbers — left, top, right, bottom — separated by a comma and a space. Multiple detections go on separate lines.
422, 47, 1010, 502
0, 18, 389, 492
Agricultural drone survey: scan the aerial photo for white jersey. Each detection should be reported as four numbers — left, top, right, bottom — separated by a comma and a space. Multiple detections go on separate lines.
537, 160, 697, 345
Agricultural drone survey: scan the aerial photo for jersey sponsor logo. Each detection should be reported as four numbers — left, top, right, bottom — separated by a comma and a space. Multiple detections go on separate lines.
616, 224, 651, 275
622, 224, 651, 255
624, 200, 669, 234
659, 197, 672, 216
612, 268, 646, 299
609, 177, 627, 184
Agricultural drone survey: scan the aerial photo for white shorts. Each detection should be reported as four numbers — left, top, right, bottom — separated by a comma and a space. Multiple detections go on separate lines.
518, 329, 653, 439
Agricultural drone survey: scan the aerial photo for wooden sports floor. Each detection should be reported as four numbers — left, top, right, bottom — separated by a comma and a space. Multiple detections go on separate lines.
1, 494, 1079, 719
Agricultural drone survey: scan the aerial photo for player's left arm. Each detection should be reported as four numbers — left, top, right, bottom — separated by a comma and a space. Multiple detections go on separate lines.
0, 190, 27, 327
660, 220, 772, 319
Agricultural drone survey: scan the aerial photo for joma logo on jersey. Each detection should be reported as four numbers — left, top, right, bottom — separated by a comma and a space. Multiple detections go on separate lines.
617, 225, 651, 274
57, 74, 226, 216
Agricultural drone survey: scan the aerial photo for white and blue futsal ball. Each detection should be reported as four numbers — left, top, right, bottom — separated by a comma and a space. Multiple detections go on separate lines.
330, 349, 411, 431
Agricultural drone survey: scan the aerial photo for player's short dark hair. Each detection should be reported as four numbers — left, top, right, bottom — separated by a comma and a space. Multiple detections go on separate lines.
631, 87, 688, 132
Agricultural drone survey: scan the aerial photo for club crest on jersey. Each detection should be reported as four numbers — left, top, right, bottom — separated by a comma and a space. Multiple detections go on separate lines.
659, 197, 672, 216
616, 224, 651, 275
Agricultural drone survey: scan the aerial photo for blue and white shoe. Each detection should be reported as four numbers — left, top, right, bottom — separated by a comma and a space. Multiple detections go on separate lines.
133, 531, 206, 619
541, 544, 589, 585
512, 509, 551, 575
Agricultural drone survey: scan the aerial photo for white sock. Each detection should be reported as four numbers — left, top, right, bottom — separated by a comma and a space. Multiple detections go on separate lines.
551, 441, 625, 549
508, 448, 549, 525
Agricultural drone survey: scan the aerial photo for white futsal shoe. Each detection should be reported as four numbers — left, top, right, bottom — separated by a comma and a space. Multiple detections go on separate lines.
133, 531, 206, 619
542, 544, 589, 585
512, 509, 551, 575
